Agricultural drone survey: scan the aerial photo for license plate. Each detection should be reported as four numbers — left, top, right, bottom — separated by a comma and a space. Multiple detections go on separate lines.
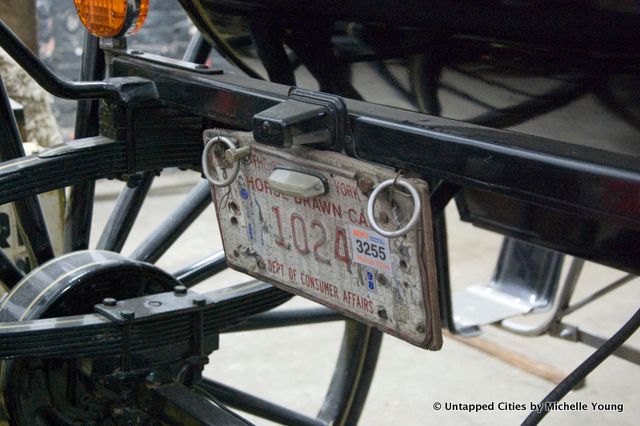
205, 130, 442, 349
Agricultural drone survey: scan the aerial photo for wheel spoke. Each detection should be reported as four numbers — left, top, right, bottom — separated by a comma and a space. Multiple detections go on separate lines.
183, 32, 212, 65
174, 251, 227, 287
64, 32, 105, 252
0, 74, 54, 265
130, 180, 212, 263
200, 378, 326, 426
0, 249, 24, 290
224, 307, 344, 332
318, 323, 383, 426
96, 171, 155, 252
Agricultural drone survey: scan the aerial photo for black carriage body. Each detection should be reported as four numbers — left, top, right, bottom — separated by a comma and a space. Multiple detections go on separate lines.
175, 0, 640, 275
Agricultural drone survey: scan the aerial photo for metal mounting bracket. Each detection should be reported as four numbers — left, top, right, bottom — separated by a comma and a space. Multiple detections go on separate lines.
252, 88, 349, 151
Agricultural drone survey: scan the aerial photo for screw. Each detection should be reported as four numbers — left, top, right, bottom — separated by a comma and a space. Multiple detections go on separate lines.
102, 298, 117, 307
223, 146, 252, 164
376, 274, 387, 286
174, 285, 187, 295
148, 301, 162, 307
193, 297, 206, 306
262, 121, 272, 135
120, 310, 135, 320
357, 177, 374, 194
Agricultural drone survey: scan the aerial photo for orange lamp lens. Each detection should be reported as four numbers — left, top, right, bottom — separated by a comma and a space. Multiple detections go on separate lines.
74, 0, 149, 38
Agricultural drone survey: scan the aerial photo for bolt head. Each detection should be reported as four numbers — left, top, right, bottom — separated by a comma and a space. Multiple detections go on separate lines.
120, 310, 135, 320
174, 285, 187, 295
357, 177, 374, 194
193, 297, 206, 306
262, 121, 272, 135
102, 298, 117, 307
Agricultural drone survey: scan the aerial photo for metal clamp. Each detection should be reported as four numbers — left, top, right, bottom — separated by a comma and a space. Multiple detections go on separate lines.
367, 179, 421, 238
202, 135, 241, 187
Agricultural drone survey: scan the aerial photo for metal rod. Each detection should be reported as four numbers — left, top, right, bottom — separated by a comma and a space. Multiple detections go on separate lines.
183, 32, 212, 65
96, 171, 154, 252
523, 307, 640, 425
563, 273, 637, 316
224, 307, 344, 332
173, 251, 227, 288
0, 75, 54, 265
0, 19, 117, 99
200, 379, 326, 426
148, 382, 253, 425
130, 180, 212, 263
64, 31, 106, 253
500, 258, 584, 336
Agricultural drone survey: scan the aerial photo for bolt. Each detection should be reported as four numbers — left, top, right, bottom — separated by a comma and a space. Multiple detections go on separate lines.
102, 298, 117, 307
120, 310, 135, 320
376, 274, 387, 286
262, 121, 272, 135
193, 297, 206, 306
223, 146, 252, 164
357, 177, 374, 194
148, 300, 162, 307
195, 64, 209, 69
174, 285, 187, 295
559, 327, 574, 339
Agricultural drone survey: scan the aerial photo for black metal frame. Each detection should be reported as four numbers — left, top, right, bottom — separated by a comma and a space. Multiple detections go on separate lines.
0, 9, 638, 424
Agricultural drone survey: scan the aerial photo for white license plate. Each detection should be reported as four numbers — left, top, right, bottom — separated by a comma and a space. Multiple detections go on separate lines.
206, 130, 442, 349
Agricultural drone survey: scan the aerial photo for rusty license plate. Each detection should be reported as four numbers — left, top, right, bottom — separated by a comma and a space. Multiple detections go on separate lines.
205, 130, 442, 349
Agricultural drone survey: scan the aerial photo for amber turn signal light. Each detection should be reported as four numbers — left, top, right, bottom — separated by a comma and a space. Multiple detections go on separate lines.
73, 0, 149, 38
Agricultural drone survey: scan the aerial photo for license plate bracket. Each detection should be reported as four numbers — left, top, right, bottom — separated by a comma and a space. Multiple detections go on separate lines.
206, 130, 442, 349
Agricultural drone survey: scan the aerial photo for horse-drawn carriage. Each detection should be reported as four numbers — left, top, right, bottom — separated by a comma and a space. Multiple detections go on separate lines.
0, 1, 637, 424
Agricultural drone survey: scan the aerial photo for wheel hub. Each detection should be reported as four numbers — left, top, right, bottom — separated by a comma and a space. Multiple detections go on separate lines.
0, 250, 180, 425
